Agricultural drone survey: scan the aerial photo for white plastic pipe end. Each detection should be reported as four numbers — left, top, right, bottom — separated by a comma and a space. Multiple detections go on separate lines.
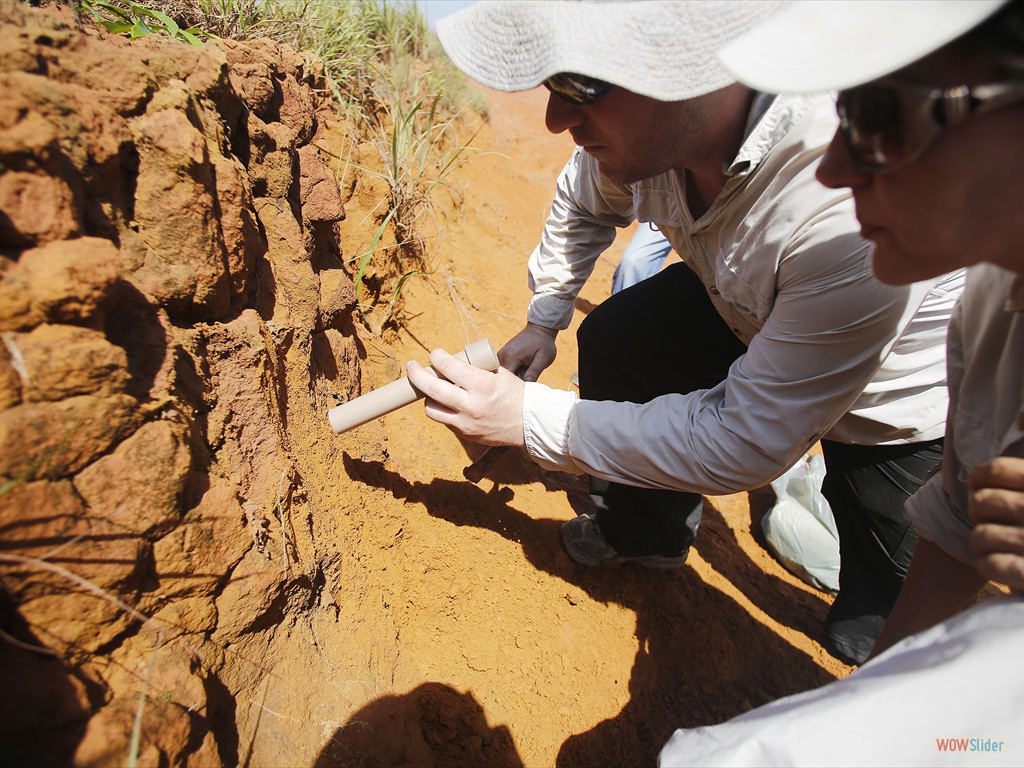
327, 339, 500, 434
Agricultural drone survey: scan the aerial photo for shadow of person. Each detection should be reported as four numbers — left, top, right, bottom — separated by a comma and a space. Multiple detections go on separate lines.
343, 454, 838, 767
696, 494, 836, 643
313, 682, 523, 768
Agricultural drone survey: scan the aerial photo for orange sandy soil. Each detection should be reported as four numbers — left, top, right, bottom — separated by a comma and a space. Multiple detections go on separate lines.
322, 85, 853, 766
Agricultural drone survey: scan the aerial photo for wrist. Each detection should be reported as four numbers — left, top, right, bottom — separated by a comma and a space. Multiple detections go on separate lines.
526, 322, 559, 339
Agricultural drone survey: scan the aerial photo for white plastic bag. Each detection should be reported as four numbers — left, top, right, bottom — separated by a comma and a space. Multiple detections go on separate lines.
761, 453, 840, 594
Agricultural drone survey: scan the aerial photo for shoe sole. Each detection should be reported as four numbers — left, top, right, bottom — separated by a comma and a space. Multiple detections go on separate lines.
560, 515, 689, 569
561, 531, 687, 569
608, 554, 688, 570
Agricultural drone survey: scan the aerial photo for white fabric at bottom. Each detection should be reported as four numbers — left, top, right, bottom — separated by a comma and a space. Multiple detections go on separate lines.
659, 597, 1024, 767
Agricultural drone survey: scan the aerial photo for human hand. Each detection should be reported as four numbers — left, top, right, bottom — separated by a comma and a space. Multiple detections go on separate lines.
407, 348, 526, 447
497, 323, 558, 382
968, 456, 1024, 594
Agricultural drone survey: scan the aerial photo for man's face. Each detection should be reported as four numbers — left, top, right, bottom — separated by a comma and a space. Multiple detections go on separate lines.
544, 86, 717, 184
816, 48, 1024, 284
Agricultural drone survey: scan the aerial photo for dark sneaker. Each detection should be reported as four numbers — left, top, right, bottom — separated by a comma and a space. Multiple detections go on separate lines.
560, 514, 688, 569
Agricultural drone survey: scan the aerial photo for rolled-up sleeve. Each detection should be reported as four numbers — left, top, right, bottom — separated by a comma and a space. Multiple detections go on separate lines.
906, 472, 975, 565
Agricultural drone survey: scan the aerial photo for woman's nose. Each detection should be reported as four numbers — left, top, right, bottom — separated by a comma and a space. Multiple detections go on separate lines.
545, 93, 585, 135
817, 128, 872, 190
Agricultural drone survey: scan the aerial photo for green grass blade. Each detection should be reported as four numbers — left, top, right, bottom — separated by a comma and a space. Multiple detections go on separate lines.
94, 1, 133, 20
102, 19, 135, 33
383, 270, 426, 323
129, 18, 153, 38
355, 207, 396, 307
131, 5, 180, 35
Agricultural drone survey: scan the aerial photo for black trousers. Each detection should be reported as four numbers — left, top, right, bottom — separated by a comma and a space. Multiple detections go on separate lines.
577, 263, 940, 622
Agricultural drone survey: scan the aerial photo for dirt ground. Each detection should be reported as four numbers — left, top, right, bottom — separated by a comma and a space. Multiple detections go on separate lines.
0, 8, 864, 765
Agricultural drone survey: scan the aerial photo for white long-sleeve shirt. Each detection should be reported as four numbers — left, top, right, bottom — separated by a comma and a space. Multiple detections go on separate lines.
521, 93, 962, 495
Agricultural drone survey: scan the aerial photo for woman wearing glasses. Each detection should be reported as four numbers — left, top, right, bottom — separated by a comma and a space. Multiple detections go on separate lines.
657, 1, 1024, 763
814, 1, 1024, 659
722, 0, 1024, 649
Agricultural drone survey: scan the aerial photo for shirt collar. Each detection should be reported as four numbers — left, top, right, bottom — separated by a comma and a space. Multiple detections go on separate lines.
723, 93, 817, 178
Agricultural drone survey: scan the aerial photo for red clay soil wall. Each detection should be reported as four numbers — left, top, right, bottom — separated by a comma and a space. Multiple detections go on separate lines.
0, 5, 364, 763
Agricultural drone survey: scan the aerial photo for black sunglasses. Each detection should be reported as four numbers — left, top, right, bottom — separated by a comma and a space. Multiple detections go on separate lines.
543, 72, 614, 105
837, 76, 1024, 173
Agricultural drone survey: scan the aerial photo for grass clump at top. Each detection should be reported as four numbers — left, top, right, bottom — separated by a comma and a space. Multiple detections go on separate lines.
66, 0, 487, 332
233, 1, 487, 330
238, 1, 487, 331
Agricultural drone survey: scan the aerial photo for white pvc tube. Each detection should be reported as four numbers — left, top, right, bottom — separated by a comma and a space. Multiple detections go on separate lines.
327, 339, 500, 434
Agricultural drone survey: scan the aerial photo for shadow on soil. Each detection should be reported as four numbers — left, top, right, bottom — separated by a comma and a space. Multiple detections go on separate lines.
326, 452, 838, 767
313, 681, 524, 768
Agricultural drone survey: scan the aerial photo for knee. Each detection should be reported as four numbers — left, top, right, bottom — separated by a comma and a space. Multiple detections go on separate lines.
577, 298, 620, 363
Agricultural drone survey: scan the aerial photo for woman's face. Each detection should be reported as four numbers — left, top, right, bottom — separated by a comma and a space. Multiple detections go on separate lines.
816, 47, 1024, 285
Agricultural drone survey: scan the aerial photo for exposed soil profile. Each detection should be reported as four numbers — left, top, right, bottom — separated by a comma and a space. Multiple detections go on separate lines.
0, 5, 878, 766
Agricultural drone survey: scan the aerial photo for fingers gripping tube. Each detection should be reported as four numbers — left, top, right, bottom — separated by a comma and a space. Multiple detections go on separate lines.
327, 339, 500, 434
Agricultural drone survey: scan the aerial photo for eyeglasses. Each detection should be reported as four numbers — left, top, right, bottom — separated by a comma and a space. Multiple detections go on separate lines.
543, 72, 614, 105
836, 76, 1024, 173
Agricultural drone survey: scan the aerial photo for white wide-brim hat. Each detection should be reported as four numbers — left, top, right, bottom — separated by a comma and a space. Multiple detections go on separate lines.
436, 0, 790, 102
719, 0, 1010, 94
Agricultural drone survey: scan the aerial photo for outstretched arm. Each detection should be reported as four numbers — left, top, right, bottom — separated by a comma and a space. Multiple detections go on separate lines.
501, 148, 631, 383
